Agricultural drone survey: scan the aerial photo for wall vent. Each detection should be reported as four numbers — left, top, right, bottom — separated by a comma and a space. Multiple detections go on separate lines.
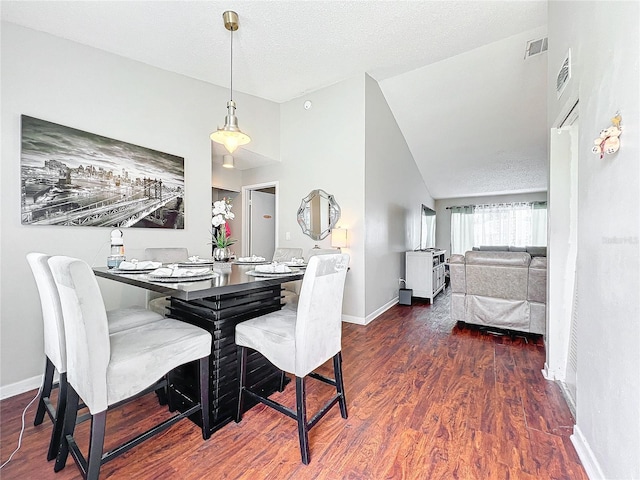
556, 49, 572, 98
524, 37, 548, 59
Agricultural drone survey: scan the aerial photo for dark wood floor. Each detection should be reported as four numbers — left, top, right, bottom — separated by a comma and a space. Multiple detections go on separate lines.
1, 290, 588, 479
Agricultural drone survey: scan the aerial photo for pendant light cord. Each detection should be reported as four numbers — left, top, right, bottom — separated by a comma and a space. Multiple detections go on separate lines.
230, 28, 233, 102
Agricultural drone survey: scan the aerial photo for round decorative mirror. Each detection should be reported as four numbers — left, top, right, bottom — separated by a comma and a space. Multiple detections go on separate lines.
297, 189, 341, 240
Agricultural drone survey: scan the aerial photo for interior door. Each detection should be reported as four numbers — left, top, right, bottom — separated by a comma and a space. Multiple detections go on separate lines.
249, 190, 275, 259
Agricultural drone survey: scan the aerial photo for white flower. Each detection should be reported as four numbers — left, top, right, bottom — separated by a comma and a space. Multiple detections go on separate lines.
211, 198, 234, 228
212, 215, 225, 227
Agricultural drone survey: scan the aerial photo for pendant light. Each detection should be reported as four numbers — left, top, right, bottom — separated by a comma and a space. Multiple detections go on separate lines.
211, 11, 251, 154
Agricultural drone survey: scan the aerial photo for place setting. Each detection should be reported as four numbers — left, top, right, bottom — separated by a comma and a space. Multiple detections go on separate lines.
109, 260, 163, 274
174, 255, 216, 267
234, 255, 271, 265
146, 265, 218, 283
246, 263, 301, 278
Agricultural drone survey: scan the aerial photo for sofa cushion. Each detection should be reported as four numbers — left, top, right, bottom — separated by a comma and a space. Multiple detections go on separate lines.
526, 246, 547, 257
465, 251, 531, 267
465, 252, 530, 301
508, 246, 527, 252
478, 245, 509, 251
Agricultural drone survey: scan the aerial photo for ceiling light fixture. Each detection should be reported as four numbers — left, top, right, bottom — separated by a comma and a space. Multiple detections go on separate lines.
222, 154, 235, 168
210, 11, 251, 154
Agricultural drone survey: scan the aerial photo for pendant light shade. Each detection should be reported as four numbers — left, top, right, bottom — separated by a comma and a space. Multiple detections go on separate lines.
211, 11, 251, 154
222, 154, 235, 168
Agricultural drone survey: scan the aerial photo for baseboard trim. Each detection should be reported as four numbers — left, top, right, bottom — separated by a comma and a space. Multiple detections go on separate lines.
571, 424, 604, 480
341, 297, 399, 326
1, 374, 42, 400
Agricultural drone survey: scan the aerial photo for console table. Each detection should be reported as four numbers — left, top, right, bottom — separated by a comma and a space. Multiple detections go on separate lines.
94, 265, 304, 435
405, 250, 446, 302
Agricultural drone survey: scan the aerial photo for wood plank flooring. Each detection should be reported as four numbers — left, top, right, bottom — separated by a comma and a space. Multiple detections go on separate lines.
0, 290, 588, 479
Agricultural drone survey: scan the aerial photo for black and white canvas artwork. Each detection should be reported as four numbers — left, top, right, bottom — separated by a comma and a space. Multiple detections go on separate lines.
20, 115, 185, 228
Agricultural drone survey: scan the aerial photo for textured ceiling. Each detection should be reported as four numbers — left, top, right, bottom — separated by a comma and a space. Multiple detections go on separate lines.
1, 0, 549, 199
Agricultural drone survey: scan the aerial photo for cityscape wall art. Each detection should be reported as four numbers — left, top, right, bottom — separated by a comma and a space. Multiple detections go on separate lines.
20, 115, 185, 229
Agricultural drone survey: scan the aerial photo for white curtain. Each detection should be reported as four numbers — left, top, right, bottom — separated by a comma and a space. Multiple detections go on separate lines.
450, 206, 474, 254
450, 202, 547, 254
531, 203, 548, 246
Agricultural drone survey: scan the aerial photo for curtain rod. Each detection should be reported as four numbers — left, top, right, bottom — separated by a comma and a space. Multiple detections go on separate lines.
445, 201, 547, 210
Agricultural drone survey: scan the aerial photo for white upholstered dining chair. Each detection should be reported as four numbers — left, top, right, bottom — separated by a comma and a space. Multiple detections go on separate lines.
27, 252, 163, 461
235, 253, 350, 464
48, 256, 212, 480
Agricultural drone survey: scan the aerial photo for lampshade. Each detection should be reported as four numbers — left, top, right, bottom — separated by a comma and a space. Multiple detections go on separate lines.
211, 11, 251, 154
331, 228, 348, 249
222, 154, 234, 168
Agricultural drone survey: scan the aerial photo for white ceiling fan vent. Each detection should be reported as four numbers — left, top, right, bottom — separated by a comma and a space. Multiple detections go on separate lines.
556, 49, 572, 98
524, 37, 548, 59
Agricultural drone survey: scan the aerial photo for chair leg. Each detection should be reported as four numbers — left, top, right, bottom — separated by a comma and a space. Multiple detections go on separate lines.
54, 384, 80, 472
86, 411, 106, 480
278, 370, 286, 392
333, 352, 348, 419
295, 376, 310, 465
46, 372, 68, 461
199, 357, 211, 440
34, 357, 55, 426
236, 346, 247, 423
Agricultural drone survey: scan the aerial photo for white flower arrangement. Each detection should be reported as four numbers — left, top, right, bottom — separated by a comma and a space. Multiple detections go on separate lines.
211, 198, 236, 248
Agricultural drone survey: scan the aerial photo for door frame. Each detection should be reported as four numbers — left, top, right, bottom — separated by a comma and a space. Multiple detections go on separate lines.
241, 181, 279, 258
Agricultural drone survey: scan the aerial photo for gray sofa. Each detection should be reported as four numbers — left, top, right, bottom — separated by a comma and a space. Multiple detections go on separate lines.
449, 250, 547, 335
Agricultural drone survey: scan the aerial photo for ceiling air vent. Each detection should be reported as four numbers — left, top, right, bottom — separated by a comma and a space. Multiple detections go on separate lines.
524, 37, 548, 59
556, 49, 572, 98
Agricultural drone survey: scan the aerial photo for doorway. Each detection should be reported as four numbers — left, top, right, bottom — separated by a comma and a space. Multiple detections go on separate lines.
242, 182, 278, 259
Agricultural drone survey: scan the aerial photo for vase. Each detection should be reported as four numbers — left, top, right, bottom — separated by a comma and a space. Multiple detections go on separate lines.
213, 246, 231, 262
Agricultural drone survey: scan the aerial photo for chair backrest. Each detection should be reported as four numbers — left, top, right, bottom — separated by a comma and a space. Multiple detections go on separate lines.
48, 256, 110, 414
144, 248, 189, 263
27, 252, 67, 373
272, 248, 303, 263
294, 253, 349, 377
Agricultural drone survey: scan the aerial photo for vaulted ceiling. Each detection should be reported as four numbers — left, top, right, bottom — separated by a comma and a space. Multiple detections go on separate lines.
1, 0, 549, 199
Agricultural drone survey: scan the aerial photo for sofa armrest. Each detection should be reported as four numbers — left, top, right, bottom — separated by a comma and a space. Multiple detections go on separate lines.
449, 254, 466, 294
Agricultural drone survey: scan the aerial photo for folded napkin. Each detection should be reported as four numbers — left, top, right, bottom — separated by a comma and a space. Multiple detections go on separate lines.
149, 267, 210, 277
254, 264, 292, 274
238, 255, 266, 262
118, 260, 162, 270
288, 257, 306, 265
187, 256, 210, 263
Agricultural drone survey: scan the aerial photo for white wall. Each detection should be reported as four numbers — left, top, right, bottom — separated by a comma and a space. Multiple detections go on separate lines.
548, 2, 640, 479
364, 74, 434, 319
242, 75, 366, 320
435, 192, 548, 257
0, 23, 279, 395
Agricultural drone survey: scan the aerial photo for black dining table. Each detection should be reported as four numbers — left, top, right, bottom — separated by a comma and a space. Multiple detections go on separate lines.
94, 263, 304, 435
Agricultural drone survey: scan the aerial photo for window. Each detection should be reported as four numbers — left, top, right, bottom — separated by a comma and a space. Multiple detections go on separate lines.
450, 202, 547, 254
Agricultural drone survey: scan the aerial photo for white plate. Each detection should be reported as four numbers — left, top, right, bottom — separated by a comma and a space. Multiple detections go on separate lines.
175, 261, 215, 267
147, 272, 218, 283
246, 270, 298, 277
110, 268, 157, 274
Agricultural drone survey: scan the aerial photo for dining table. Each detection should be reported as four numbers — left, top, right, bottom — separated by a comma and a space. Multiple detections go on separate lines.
94, 261, 305, 435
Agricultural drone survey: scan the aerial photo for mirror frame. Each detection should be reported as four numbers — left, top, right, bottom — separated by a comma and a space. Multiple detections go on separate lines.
296, 189, 341, 241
